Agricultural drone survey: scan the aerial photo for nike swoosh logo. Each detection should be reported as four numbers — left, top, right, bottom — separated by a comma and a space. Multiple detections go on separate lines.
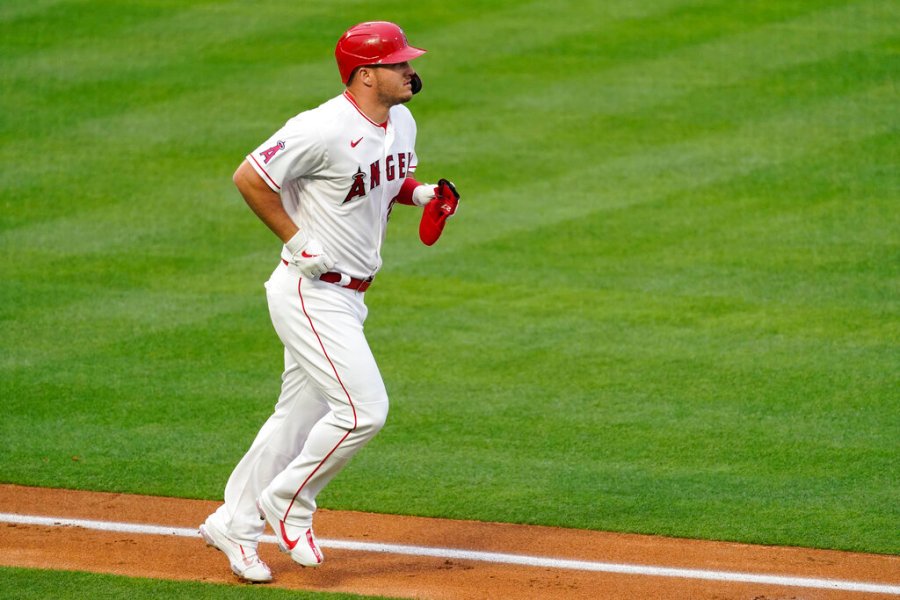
280, 521, 300, 550
300, 250, 318, 259
307, 529, 323, 562
280, 521, 322, 562
350, 137, 363, 148
239, 545, 255, 567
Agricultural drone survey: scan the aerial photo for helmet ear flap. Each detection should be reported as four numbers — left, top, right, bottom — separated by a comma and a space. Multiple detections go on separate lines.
410, 73, 422, 95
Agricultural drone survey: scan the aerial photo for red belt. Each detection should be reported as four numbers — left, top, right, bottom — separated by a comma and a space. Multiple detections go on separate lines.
320, 271, 373, 292
282, 259, 373, 292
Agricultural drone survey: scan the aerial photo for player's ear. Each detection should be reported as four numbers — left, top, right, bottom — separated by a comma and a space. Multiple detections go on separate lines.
355, 66, 376, 88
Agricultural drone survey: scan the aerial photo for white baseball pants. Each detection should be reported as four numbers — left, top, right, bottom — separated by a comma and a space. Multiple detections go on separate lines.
212, 260, 388, 545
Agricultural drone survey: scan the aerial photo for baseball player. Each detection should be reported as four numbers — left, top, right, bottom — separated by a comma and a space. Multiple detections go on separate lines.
198, 21, 460, 583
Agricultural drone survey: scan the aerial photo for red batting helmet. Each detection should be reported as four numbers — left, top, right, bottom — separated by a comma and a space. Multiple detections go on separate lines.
335, 21, 426, 85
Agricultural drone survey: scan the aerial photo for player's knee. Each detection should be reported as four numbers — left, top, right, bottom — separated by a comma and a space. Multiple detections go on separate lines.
354, 397, 389, 437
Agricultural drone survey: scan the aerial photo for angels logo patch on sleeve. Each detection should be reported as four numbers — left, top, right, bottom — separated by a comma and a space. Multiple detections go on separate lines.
259, 141, 286, 164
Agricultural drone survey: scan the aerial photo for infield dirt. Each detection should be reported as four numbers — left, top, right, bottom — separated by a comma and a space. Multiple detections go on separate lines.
1, 484, 897, 599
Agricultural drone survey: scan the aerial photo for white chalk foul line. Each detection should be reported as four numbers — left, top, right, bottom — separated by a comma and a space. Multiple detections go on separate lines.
2, 512, 898, 595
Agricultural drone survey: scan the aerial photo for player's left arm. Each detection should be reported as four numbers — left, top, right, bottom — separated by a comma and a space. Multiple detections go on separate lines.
392, 177, 427, 206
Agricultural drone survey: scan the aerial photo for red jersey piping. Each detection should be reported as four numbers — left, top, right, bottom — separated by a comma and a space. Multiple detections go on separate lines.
248, 153, 281, 190
342, 91, 388, 130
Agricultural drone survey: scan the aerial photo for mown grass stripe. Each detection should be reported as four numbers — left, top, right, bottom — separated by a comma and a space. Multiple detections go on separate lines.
2, 81, 894, 373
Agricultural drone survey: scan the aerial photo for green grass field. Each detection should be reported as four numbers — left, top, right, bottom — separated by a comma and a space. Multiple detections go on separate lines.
1, 0, 898, 597
0, 567, 385, 599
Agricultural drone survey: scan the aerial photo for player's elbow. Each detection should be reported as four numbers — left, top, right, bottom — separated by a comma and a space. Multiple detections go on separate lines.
232, 160, 250, 189
232, 161, 265, 204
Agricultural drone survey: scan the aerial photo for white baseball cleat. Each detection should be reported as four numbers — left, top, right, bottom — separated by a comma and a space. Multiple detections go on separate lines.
199, 516, 272, 583
257, 494, 324, 567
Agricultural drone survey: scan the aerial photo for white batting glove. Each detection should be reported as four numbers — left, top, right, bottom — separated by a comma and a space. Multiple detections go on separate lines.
285, 229, 335, 279
411, 183, 437, 207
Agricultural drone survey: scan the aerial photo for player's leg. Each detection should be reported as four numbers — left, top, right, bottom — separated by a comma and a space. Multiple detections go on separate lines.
258, 268, 388, 559
201, 263, 331, 573
209, 348, 328, 544
201, 339, 330, 581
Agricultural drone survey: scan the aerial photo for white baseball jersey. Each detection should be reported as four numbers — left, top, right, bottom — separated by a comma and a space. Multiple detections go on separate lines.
247, 91, 418, 279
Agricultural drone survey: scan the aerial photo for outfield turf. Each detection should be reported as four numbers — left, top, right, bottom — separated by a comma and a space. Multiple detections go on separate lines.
1, 5, 897, 593
0, 567, 392, 600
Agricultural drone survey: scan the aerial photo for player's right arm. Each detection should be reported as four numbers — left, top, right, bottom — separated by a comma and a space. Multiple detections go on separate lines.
233, 160, 298, 243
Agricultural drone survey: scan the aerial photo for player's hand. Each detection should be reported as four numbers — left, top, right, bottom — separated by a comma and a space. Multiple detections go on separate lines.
411, 183, 437, 207
413, 181, 459, 212
436, 179, 459, 218
419, 179, 460, 246
285, 229, 335, 279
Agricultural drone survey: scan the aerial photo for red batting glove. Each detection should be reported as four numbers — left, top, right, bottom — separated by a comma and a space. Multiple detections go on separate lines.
419, 179, 460, 246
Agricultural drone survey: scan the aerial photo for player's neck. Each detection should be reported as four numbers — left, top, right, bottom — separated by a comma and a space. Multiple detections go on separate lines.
344, 89, 390, 126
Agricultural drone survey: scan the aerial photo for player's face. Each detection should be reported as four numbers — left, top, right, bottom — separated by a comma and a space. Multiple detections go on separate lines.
372, 62, 417, 105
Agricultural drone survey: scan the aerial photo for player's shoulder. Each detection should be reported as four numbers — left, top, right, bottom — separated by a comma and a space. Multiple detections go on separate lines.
284, 94, 343, 125
319, 93, 351, 114
275, 94, 345, 141
390, 103, 415, 122
389, 103, 417, 132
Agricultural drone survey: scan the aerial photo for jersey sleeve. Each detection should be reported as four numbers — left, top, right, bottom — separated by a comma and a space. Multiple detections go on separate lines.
246, 114, 327, 192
